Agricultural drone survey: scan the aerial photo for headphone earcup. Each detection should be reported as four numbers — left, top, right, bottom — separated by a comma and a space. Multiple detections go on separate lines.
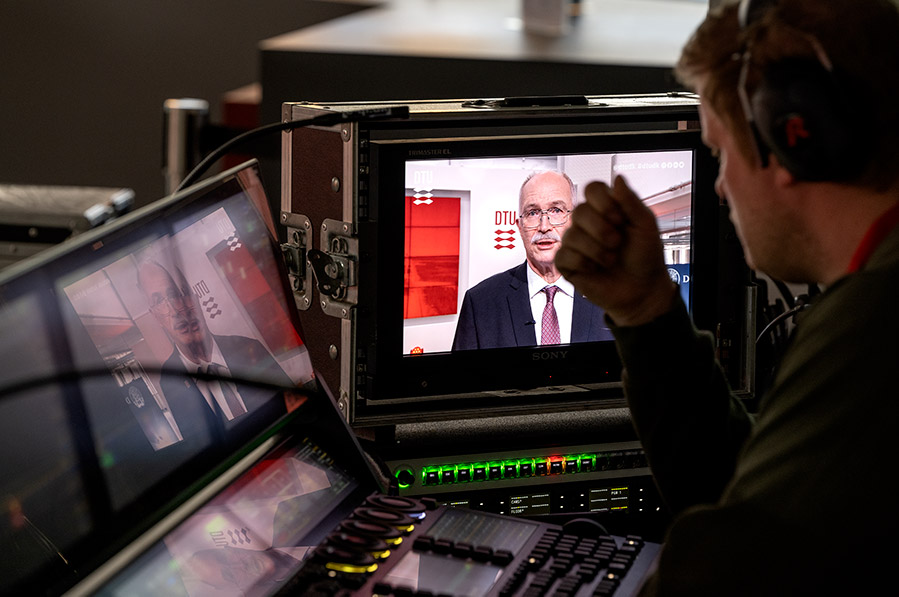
750, 59, 861, 181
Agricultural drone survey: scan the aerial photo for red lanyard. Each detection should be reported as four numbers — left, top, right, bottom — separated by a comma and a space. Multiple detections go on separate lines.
847, 201, 899, 273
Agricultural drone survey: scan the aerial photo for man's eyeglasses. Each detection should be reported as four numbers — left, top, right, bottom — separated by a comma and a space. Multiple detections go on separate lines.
518, 207, 572, 230
149, 288, 193, 315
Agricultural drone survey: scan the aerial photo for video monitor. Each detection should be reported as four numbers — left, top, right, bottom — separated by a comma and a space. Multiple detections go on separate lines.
283, 96, 752, 427
0, 161, 317, 594
354, 129, 739, 424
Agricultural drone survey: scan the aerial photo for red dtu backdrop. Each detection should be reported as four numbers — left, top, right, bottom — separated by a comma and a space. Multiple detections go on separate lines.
212, 239, 304, 355
404, 195, 461, 319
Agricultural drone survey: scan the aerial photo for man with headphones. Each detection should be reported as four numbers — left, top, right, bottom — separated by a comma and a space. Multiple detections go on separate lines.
556, 0, 899, 594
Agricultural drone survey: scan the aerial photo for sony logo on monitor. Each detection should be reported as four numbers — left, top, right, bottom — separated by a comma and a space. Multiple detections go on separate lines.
532, 350, 569, 361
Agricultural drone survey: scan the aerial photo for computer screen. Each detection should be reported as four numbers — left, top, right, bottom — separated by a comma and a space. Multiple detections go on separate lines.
0, 160, 315, 594
90, 433, 370, 597
401, 150, 693, 354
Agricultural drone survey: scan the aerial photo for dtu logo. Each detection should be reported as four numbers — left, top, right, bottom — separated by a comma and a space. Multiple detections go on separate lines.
412, 188, 433, 205
494, 210, 518, 249
495, 229, 516, 250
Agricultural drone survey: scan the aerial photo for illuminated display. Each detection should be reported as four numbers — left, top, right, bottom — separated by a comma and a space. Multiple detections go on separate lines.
406, 450, 646, 487
590, 486, 630, 513
403, 152, 693, 355
509, 493, 551, 516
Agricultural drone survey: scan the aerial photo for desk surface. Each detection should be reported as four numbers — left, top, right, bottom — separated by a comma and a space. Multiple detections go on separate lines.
259, 0, 709, 201
261, 0, 708, 68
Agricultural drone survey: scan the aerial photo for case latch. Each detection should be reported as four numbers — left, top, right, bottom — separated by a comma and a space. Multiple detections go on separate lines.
280, 211, 314, 312
281, 213, 357, 319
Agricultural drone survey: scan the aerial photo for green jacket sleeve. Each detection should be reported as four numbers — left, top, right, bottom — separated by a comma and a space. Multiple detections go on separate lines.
610, 298, 753, 515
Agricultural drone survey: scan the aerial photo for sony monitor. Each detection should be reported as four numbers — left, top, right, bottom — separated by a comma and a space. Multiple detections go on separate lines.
282, 96, 754, 427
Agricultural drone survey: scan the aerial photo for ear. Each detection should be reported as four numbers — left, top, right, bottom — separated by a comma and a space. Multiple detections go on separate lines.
768, 153, 797, 189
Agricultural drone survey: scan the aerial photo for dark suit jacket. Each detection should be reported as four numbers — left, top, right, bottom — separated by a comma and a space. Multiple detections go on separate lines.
452, 262, 614, 351
159, 334, 292, 443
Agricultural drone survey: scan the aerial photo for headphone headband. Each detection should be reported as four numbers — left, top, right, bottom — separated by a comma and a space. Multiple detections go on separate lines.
734, 0, 857, 181
738, 0, 776, 29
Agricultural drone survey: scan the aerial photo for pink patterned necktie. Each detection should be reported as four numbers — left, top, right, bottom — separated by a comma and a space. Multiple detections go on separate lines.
541, 285, 561, 345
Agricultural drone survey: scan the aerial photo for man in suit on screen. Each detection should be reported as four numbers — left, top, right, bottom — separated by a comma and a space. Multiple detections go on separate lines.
452, 170, 613, 350
137, 260, 291, 441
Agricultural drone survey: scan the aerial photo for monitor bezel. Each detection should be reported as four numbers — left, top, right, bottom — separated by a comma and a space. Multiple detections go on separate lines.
350, 128, 724, 425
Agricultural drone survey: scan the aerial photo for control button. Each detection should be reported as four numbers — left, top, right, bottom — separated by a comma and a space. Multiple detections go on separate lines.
493, 549, 514, 566
396, 468, 416, 488
595, 579, 618, 596
413, 535, 434, 551
625, 450, 643, 468
366, 495, 428, 519
574, 546, 594, 560
625, 535, 645, 548
528, 572, 554, 592
452, 542, 473, 559
519, 461, 534, 476
610, 557, 632, 572
527, 552, 547, 570
325, 532, 390, 558
535, 461, 548, 476
312, 545, 378, 574
473, 466, 487, 481
433, 538, 453, 554
441, 469, 456, 484
457, 468, 472, 482
549, 460, 564, 475
339, 519, 403, 546
565, 458, 578, 473
488, 464, 502, 480
352, 507, 416, 533
503, 463, 518, 478
499, 563, 527, 595
424, 470, 440, 485
472, 545, 493, 562
579, 457, 594, 472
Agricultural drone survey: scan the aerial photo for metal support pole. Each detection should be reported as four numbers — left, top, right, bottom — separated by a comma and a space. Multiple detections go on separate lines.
162, 98, 209, 195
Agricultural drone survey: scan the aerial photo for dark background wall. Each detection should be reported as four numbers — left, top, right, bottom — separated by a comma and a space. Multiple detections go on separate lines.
0, 0, 370, 208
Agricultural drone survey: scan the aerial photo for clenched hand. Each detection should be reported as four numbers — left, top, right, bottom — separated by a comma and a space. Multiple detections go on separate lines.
556, 176, 677, 327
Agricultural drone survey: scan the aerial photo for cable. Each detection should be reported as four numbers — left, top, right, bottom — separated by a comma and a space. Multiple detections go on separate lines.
173, 105, 411, 194
0, 364, 316, 403
756, 297, 810, 344
770, 278, 797, 310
